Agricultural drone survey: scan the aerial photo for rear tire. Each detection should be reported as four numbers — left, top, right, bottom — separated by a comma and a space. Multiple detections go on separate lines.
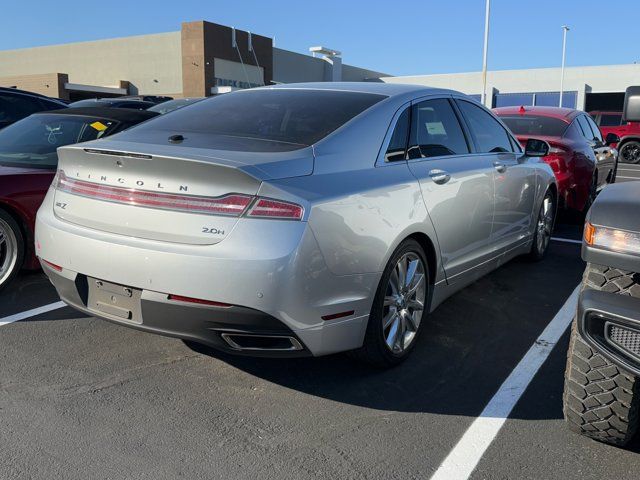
0, 209, 24, 292
351, 239, 429, 368
528, 190, 555, 261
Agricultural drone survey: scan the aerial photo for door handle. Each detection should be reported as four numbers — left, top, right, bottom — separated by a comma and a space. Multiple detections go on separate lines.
429, 169, 451, 184
493, 161, 507, 173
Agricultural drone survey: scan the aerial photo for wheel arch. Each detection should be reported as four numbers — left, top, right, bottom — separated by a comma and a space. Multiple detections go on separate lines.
405, 232, 437, 288
0, 200, 31, 269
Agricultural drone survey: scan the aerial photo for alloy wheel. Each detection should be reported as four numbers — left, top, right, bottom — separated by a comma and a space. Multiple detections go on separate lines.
0, 217, 18, 287
382, 252, 426, 353
536, 195, 554, 254
621, 142, 640, 164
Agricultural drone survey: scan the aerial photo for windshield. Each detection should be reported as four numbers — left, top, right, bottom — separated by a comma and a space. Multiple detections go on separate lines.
0, 114, 116, 169
499, 115, 569, 137
123, 89, 387, 151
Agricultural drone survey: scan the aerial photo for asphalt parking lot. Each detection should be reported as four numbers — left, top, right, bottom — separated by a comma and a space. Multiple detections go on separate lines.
616, 162, 640, 183
2, 218, 640, 479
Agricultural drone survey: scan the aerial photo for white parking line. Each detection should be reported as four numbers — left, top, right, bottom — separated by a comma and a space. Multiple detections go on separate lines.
0, 301, 66, 327
616, 176, 639, 180
430, 285, 580, 480
551, 237, 582, 245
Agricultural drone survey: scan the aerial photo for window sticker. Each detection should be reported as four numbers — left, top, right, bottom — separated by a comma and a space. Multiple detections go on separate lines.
90, 121, 108, 132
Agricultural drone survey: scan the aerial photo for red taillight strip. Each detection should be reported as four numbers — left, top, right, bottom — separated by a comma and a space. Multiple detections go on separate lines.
321, 310, 355, 321
167, 294, 232, 308
40, 258, 63, 272
55, 170, 253, 216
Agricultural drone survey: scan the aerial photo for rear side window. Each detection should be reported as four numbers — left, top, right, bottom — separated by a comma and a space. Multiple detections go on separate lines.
126, 89, 387, 151
385, 108, 410, 161
457, 100, 513, 153
407, 98, 469, 159
0, 93, 42, 125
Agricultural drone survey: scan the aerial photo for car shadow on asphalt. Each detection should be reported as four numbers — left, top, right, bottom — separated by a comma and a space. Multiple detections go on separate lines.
186, 242, 586, 420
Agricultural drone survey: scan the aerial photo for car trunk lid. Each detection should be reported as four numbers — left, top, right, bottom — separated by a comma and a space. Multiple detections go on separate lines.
53, 139, 313, 245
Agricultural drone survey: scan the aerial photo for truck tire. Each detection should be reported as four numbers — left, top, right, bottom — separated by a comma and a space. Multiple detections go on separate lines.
619, 140, 640, 164
563, 264, 640, 446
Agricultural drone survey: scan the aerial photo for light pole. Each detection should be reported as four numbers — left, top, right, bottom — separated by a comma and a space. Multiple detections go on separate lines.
481, 0, 491, 106
559, 25, 570, 107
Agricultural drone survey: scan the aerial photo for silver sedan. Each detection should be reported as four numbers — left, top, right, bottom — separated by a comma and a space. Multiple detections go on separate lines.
35, 83, 557, 367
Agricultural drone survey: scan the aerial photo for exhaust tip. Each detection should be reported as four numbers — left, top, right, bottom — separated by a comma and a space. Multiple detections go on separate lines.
221, 333, 303, 352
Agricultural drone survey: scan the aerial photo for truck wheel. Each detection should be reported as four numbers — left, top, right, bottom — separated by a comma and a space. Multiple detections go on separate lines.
351, 239, 429, 368
563, 263, 640, 446
620, 140, 640, 164
0, 209, 24, 292
563, 320, 640, 446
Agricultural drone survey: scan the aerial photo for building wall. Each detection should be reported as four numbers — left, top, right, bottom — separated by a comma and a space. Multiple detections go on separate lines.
0, 32, 183, 96
0, 73, 69, 98
273, 47, 388, 83
381, 64, 640, 109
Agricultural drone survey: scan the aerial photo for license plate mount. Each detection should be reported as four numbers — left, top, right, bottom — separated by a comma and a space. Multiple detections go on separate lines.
87, 278, 143, 324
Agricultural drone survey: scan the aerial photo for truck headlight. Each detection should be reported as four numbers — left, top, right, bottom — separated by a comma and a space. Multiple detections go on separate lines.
585, 222, 640, 255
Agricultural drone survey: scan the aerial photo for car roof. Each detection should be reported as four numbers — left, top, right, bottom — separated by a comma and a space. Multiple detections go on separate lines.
35, 107, 159, 123
262, 82, 460, 98
493, 105, 580, 122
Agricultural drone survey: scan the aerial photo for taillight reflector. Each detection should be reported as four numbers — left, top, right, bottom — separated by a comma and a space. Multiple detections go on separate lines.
167, 294, 232, 308
41, 258, 62, 272
321, 310, 355, 321
247, 198, 304, 220
55, 170, 253, 216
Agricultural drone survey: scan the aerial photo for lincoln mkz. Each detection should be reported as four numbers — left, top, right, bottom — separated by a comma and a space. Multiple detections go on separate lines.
35, 83, 557, 366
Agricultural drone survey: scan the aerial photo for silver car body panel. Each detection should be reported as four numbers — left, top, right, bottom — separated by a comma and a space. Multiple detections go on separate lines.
36, 82, 556, 356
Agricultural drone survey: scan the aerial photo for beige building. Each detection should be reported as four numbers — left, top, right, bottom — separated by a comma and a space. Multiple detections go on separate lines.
0, 20, 388, 101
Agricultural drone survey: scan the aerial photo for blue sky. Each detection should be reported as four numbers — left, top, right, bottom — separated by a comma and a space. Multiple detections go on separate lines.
3, 0, 639, 76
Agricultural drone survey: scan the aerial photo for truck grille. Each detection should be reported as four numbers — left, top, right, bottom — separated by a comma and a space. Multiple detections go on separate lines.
609, 324, 640, 357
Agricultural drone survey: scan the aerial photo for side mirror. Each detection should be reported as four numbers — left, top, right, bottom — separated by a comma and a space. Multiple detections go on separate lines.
623, 86, 640, 122
605, 132, 621, 146
525, 138, 550, 157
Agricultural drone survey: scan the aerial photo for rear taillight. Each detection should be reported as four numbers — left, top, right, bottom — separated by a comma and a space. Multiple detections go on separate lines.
55, 170, 304, 220
247, 198, 304, 220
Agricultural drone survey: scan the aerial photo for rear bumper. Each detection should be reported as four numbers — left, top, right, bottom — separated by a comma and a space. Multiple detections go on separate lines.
35, 191, 378, 357
577, 288, 640, 377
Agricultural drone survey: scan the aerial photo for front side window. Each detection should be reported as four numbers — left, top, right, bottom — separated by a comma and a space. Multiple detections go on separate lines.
407, 98, 469, 159
457, 100, 513, 153
577, 115, 598, 141
385, 108, 410, 161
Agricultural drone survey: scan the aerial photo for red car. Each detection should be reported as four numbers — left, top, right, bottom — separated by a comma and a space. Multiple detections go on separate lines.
0, 107, 158, 291
494, 106, 618, 213
589, 110, 640, 163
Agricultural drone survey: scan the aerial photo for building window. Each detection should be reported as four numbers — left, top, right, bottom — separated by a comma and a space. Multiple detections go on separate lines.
468, 94, 482, 104
493, 91, 577, 109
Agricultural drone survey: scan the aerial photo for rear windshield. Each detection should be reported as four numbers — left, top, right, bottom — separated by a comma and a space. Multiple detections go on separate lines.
499, 115, 569, 137
0, 114, 117, 169
122, 89, 387, 151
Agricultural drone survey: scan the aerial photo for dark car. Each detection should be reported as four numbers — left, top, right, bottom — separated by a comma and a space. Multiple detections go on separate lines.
0, 87, 67, 129
118, 95, 173, 104
563, 87, 640, 447
495, 106, 618, 213
147, 97, 204, 114
0, 107, 158, 290
68, 98, 155, 110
